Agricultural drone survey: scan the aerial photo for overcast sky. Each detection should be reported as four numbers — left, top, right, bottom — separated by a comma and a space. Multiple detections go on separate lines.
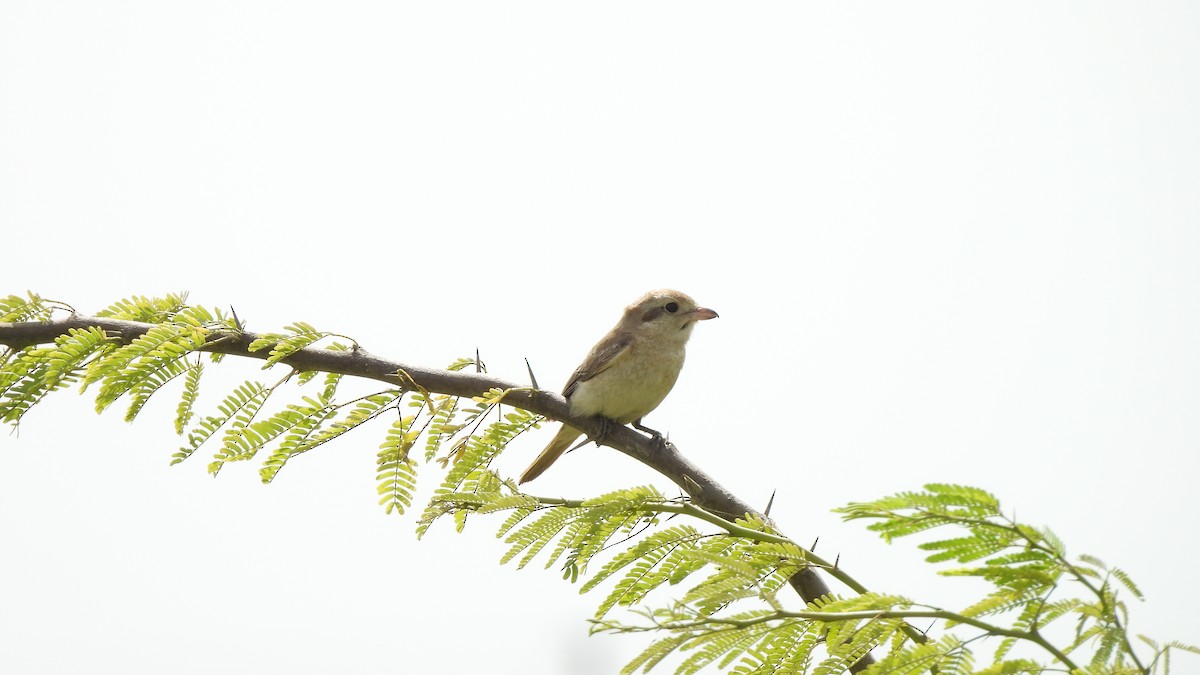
2, 3, 1198, 674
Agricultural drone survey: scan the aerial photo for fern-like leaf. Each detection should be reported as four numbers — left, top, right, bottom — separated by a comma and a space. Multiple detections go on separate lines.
261, 391, 404, 484
174, 360, 202, 434
256, 395, 339, 482
124, 353, 191, 422
0, 292, 52, 322
1108, 566, 1144, 601
174, 380, 267, 466
502, 506, 578, 569
621, 633, 692, 675
584, 525, 704, 612
95, 293, 189, 322
377, 415, 420, 515
86, 306, 214, 410
0, 327, 111, 425
248, 321, 331, 369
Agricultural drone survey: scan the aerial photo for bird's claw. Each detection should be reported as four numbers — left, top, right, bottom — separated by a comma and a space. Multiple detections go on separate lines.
632, 418, 669, 451
591, 417, 613, 447
649, 433, 668, 452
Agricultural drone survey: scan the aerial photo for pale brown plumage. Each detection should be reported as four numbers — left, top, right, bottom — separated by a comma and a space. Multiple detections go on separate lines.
518, 289, 717, 484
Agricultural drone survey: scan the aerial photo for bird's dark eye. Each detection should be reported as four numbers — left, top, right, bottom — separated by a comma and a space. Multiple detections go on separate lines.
664, 302, 679, 313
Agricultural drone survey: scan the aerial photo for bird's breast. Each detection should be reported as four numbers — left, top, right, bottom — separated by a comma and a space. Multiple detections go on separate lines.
567, 340, 687, 424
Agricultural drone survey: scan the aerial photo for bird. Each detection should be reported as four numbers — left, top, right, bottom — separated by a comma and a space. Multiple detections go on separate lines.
518, 289, 718, 484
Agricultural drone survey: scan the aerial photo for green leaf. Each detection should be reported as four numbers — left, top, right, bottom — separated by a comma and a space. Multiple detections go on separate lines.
376, 414, 421, 514
96, 293, 189, 322
174, 360, 203, 434
1109, 566, 1144, 601
252, 322, 329, 368
173, 380, 269, 468
0, 292, 51, 322
0, 327, 111, 425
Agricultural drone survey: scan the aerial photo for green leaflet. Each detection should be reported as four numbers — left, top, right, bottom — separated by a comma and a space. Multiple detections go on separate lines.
0, 292, 53, 323
208, 386, 291, 474
424, 396, 462, 460
583, 525, 707, 600
417, 403, 541, 535
861, 635, 974, 675
85, 306, 216, 412
247, 321, 343, 369
173, 360, 202, 435
834, 484, 1171, 675
675, 616, 778, 675
174, 380, 267, 466
123, 351, 191, 422
502, 504, 577, 568
254, 397, 341, 482
0, 327, 111, 425
4, 293, 1194, 675
730, 622, 818, 675
96, 293, 190, 322
377, 415, 421, 516
259, 390, 405, 483
622, 633, 693, 675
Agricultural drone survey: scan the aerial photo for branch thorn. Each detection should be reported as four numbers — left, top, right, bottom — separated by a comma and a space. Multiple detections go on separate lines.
764, 489, 777, 517
524, 357, 539, 390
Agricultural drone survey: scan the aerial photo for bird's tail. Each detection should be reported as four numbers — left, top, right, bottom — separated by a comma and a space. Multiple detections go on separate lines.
519, 425, 583, 484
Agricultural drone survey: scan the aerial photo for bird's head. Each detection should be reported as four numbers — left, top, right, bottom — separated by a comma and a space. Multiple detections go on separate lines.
624, 289, 718, 342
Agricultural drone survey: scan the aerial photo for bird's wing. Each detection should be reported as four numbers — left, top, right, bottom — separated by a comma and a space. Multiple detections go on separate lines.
562, 331, 633, 398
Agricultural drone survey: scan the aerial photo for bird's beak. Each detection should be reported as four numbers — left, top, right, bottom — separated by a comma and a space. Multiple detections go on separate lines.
689, 307, 719, 321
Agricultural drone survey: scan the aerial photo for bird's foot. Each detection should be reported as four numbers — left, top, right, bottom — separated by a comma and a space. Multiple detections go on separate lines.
590, 416, 614, 447
632, 418, 669, 451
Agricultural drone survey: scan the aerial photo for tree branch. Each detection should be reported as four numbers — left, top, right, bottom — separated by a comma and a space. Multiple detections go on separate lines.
602, 608, 1077, 670
2, 314, 870, 669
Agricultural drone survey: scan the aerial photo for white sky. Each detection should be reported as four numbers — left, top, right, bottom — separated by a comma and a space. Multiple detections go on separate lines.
2, 2, 1198, 673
